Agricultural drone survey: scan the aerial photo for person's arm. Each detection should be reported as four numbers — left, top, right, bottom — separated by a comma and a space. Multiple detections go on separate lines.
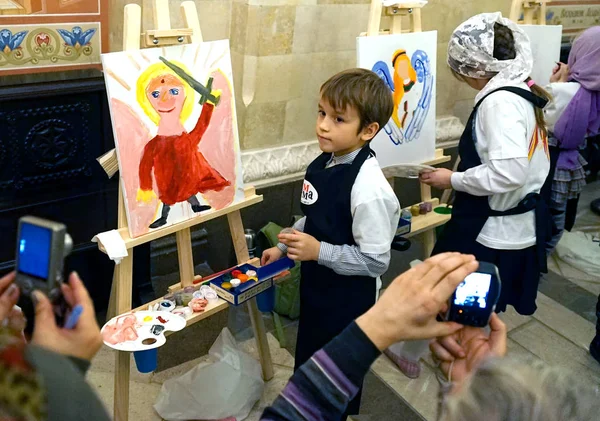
261, 253, 479, 420
25, 345, 111, 421
138, 141, 155, 192
318, 197, 399, 277
189, 101, 215, 143
543, 82, 580, 132
261, 322, 380, 421
277, 217, 306, 254
450, 158, 529, 197
451, 95, 532, 197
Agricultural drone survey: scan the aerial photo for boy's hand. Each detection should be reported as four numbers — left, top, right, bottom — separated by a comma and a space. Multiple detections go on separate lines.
278, 231, 320, 262
261, 247, 284, 266
420, 168, 453, 190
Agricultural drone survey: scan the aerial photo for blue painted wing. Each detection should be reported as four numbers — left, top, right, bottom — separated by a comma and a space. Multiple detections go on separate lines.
9, 31, 27, 50
372, 61, 395, 92
57, 29, 76, 46
79, 29, 97, 45
0, 29, 12, 50
405, 50, 433, 143
372, 61, 404, 145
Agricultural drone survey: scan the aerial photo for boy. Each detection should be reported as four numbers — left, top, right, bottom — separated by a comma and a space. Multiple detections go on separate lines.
261, 68, 400, 417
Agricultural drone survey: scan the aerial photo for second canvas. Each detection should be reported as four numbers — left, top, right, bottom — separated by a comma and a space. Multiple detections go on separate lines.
102, 40, 244, 238
357, 31, 437, 168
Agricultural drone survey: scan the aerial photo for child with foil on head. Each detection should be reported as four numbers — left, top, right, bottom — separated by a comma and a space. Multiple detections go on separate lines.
389, 13, 553, 380
261, 69, 400, 418
422, 12, 552, 315
544, 27, 600, 253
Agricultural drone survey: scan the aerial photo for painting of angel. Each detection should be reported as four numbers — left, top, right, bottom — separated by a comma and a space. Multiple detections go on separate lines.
102, 40, 244, 238
357, 31, 437, 167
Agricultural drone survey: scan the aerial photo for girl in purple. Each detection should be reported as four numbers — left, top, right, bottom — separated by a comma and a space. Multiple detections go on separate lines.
544, 26, 600, 252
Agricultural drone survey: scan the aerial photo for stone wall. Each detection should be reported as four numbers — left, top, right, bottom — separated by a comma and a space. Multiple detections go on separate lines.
2, 0, 514, 184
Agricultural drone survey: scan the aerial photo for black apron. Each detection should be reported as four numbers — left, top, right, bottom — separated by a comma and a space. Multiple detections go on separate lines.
295, 145, 376, 417
433, 87, 552, 312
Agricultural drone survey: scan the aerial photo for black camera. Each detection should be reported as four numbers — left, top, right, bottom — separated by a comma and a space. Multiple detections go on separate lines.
15, 216, 72, 333
445, 262, 501, 327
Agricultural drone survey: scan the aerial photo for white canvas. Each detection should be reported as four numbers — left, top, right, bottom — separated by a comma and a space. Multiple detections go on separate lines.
357, 31, 437, 168
102, 40, 244, 238
520, 25, 563, 87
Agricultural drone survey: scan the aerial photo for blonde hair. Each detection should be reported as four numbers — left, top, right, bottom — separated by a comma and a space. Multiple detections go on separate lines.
442, 356, 600, 421
136, 61, 196, 125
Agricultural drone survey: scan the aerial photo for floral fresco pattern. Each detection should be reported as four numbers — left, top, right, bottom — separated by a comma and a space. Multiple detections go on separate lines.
0, 24, 99, 71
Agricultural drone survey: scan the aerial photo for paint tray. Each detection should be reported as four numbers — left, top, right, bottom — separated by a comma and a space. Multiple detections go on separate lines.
209, 257, 295, 306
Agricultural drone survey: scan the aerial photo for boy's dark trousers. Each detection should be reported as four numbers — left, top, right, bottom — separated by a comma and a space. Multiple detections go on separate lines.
294, 145, 378, 418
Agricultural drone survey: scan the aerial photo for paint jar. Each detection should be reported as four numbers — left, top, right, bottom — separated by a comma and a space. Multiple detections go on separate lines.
174, 292, 183, 306
180, 291, 194, 306
257, 285, 275, 312
133, 348, 158, 373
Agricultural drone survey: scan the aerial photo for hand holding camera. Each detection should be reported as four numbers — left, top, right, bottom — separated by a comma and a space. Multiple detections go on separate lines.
5, 216, 103, 362
31, 271, 103, 361
0, 270, 102, 362
430, 313, 507, 385
356, 253, 479, 351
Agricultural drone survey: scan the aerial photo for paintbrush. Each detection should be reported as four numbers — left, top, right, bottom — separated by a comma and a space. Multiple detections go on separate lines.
158, 56, 220, 106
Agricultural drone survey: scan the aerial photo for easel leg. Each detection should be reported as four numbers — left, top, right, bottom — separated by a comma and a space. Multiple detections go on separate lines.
248, 298, 274, 380
114, 253, 133, 421
176, 228, 195, 287
107, 269, 117, 319
227, 210, 274, 381
421, 230, 435, 258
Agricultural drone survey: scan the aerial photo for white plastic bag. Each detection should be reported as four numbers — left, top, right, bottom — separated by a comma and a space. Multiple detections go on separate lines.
555, 230, 600, 279
154, 328, 265, 421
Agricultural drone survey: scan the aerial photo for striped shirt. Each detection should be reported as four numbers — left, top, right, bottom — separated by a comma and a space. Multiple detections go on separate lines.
260, 322, 381, 421
277, 149, 397, 278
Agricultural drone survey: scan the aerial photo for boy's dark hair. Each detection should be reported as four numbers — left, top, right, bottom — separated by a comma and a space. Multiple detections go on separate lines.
493, 22, 551, 136
320, 68, 393, 135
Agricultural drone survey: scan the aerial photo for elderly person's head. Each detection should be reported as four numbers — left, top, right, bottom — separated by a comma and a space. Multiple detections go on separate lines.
438, 353, 599, 421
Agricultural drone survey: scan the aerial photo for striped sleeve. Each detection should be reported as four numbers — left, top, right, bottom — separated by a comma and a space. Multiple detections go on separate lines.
260, 322, 381, 421
318, 243, 390, 278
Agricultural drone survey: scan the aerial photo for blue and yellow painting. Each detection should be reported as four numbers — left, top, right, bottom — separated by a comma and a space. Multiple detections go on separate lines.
372, 48, 433, 146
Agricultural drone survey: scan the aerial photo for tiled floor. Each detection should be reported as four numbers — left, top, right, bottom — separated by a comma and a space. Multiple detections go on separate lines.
89, 182, 600, 420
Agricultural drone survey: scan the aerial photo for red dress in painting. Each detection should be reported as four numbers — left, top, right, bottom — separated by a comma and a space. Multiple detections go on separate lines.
138, 102, 230, 206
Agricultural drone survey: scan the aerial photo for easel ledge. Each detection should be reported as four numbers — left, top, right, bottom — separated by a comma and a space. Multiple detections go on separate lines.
98, 186, 261, 252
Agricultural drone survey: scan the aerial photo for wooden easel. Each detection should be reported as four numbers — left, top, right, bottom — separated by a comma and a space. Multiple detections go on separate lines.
365, 1, 423, 36
362, 1, 450, 256
98, 2, 273, 420
510, 0, 551, 25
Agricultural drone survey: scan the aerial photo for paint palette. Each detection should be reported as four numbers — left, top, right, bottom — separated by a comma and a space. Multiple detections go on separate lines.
210, 257, 295, 305
382, 164, 435, 179
101, 311, 186, 352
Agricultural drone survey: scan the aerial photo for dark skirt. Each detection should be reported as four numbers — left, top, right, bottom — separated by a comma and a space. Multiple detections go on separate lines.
469, 243, 540, 316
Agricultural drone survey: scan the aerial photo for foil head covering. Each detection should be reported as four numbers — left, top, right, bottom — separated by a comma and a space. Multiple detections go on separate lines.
447, 12, 534, 100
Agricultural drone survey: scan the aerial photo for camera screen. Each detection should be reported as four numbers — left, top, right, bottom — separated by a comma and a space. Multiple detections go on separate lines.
18, 223, 52, 280
454, 272, 492, 309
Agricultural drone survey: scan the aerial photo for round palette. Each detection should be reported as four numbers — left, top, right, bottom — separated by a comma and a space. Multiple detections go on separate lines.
382, 164, 436, 179
101, 311, 186, 352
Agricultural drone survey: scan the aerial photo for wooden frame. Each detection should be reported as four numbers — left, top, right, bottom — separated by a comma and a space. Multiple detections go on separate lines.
362, 1, 449, 257
99, 2, 273, 420
0, 0, 108, 75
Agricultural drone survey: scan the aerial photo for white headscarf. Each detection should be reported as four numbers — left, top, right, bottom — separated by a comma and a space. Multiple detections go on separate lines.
447, 12, 533, 101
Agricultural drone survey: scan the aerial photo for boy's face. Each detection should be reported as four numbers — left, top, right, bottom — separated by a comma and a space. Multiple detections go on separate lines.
316, 98, 378, 157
